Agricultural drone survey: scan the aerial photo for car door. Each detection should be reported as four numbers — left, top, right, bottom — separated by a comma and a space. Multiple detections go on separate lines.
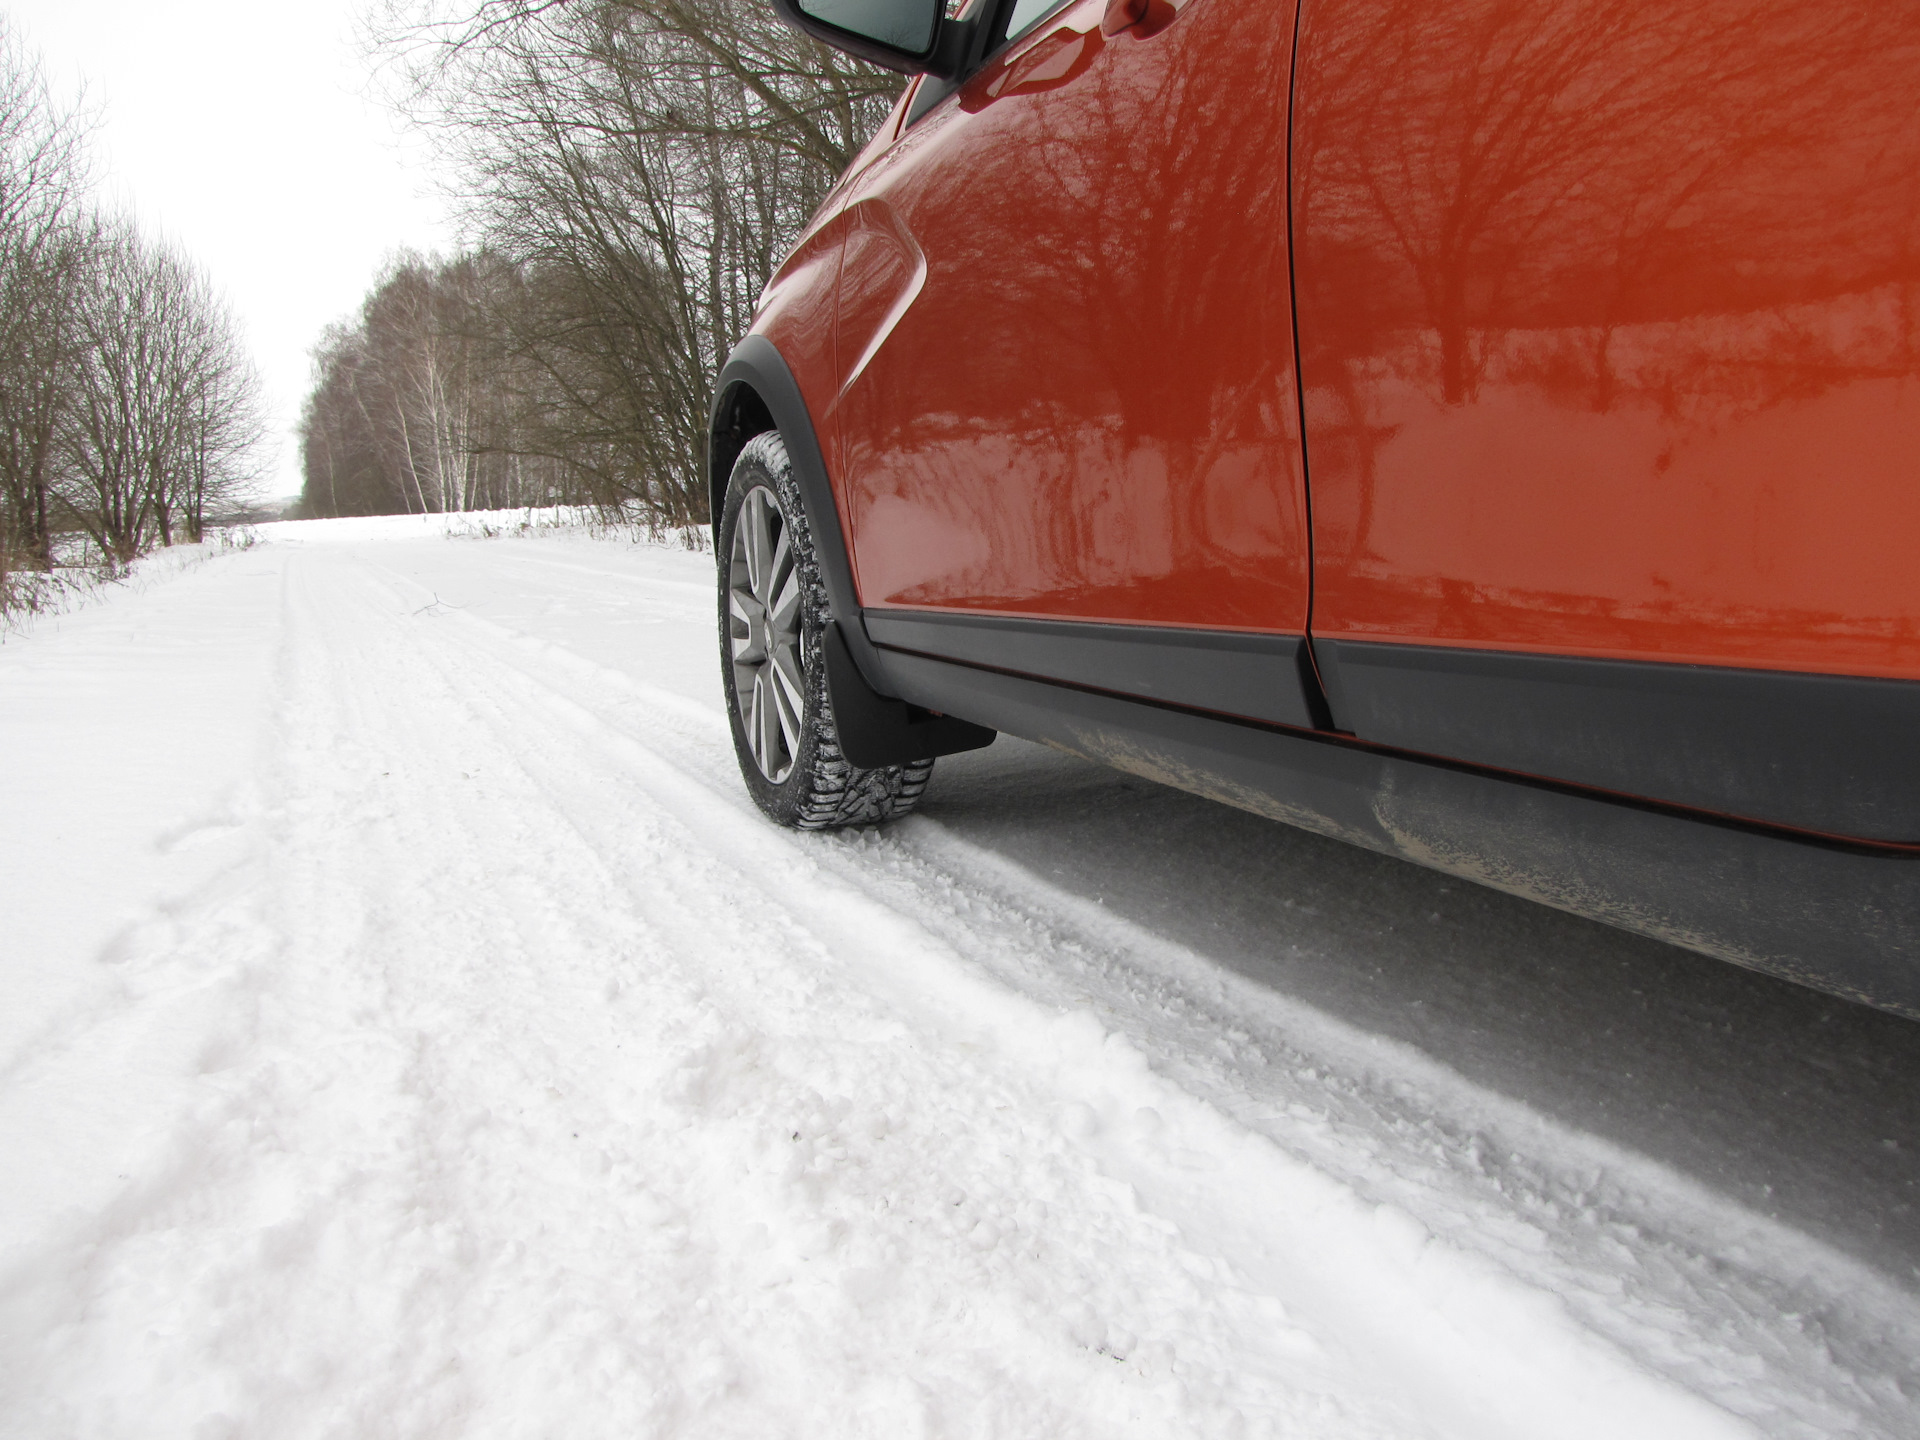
828, 0, 1321, 728
1291, 0, 1920, 842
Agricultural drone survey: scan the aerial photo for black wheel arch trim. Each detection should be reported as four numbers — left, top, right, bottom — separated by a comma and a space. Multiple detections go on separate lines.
711, 333, 890, 690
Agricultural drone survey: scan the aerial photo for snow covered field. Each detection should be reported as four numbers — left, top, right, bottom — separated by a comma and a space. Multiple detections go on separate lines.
3, 514, 1917, 1438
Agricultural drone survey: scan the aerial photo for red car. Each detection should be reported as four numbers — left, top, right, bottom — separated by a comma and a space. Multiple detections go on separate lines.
712, 0, 1920, 1016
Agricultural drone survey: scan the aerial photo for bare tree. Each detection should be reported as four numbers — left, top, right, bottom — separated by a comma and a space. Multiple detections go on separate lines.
0, 22, 265, 617
0, 19, 91, 574
302, 321, 405, 517
365, 0, 897, 525
298, 252, 583, 519
172, 275, 268, 542
301, 3, 897, 525
54, 222, 265, 565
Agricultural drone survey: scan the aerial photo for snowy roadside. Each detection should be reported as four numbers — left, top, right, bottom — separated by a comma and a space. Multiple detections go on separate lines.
2, 516, 1915, 1439
0, 529, 263, 640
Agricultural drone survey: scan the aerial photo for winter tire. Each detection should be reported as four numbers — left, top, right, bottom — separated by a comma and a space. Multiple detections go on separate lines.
718, 431, 935, 827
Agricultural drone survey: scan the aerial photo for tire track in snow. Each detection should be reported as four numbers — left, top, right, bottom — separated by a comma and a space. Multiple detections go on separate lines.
313, 551, 1423, 1437
354, 536, 1920, 1440
5, 536, 1906, 1438
315, 546, 1791, 1439
7, 547, 1407, 1439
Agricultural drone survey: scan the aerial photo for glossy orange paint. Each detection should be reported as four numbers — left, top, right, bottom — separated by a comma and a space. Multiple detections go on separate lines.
750, 78, 926, 454
752, 210, 853, 451
1292, 0, 1920, 681
813, 0, 1311, 632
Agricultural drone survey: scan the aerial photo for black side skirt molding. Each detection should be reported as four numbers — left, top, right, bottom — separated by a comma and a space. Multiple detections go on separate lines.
868, 645, 1920, 1018
1315, 639, 1920, 843
865, 608, 1322, 729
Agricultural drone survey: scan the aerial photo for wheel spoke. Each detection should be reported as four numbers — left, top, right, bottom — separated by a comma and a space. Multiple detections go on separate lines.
770, 642, 806, 725
746, 672, 764, 774
745, 491, 775, 598
757, 672, 787, 778
769, 565, 802, 642
729, 590, 763, 662
771, 655, 803, 762
732, 660, 759, 706
762, 519, 793, 609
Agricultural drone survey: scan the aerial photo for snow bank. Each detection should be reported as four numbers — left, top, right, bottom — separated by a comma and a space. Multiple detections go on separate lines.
1, 530, 261, 638
254, 506, 706, 550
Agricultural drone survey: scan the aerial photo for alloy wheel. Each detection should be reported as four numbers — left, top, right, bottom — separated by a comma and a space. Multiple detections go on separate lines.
728, 485, 806, 782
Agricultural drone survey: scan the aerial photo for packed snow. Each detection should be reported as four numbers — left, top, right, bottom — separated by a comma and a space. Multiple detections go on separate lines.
3, 513, 1917, 1438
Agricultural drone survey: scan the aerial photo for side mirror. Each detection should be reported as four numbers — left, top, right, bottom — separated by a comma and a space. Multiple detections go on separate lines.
772, 0, 967, 77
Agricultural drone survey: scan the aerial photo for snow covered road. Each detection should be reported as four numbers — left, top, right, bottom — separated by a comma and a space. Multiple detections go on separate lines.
4, 517, 1918, 1438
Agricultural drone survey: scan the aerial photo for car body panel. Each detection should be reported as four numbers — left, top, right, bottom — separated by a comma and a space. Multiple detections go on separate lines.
826, 0, 1312, 634
1292, 0, 1920, 682
750, 215, 854, 473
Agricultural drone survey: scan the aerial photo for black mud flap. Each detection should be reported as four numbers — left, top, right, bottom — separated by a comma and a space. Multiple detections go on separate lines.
825, 623, 995, 768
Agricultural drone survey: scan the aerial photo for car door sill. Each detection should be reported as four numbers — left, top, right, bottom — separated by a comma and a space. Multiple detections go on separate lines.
868, 619, 1920, 856
868, 642, 1920, 1015
863, 608, 1322, 731
1314, 638, 1920, 844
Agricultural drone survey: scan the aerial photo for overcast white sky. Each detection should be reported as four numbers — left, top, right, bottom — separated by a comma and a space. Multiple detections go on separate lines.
6, 1, 457, 503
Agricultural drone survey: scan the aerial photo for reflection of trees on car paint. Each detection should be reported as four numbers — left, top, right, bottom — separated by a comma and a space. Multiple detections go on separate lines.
834, 0, 1309, 630
1293, 0, 1920, 675
1298, 0, 1914, 408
